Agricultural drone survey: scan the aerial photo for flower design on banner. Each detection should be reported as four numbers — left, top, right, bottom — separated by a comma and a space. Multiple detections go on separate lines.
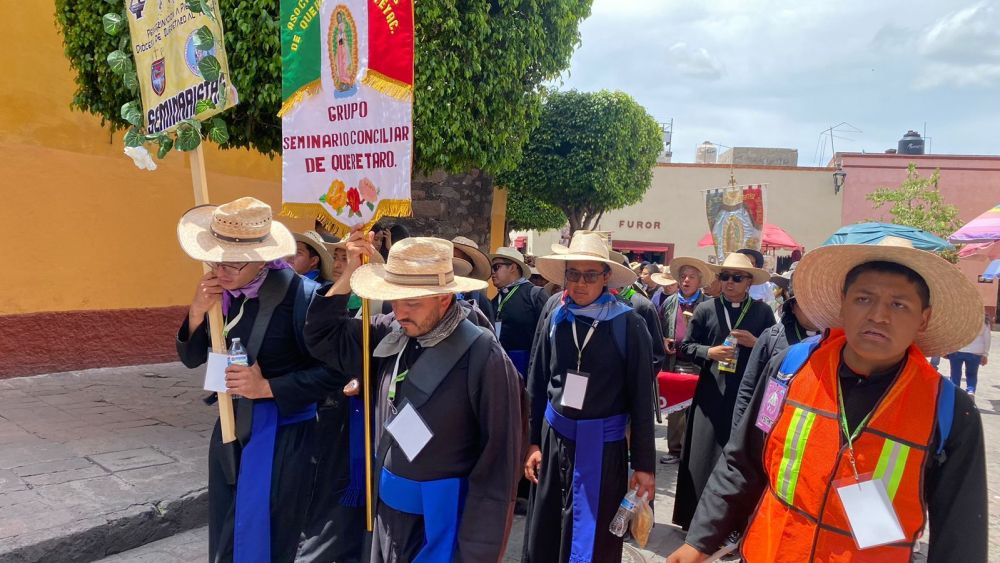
359, 177, 379, 211
346, 187, 362, 215
321, 179, 348, 213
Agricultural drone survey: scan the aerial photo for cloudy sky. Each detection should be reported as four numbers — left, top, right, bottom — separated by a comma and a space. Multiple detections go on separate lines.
557, 0, 1000, 165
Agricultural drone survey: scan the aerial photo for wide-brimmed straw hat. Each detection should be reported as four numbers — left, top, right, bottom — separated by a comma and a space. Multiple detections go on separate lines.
710, 253, 770, 285
177, 197, 295, 262
794, 237, 983, 357
324, 237, 384, 264
537, 232, 637, 288
770, 262, 798, 292
490, 247, 529, 277
650, 272, 678, 288
351, 237, 487, 300
669, 257, 715, 287
293, 231, 335, 280
452, 236, 491, 281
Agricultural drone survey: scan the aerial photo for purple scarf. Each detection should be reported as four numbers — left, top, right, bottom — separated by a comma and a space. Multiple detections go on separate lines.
222, 260, 291, 316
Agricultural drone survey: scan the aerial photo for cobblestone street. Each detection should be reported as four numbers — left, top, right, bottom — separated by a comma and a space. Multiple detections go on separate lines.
4, 336, 1000, 562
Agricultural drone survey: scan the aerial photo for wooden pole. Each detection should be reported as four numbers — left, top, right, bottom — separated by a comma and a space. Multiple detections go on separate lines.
488, 185, 508, 300
190, 144, 237, 444
361, 291, 373, 531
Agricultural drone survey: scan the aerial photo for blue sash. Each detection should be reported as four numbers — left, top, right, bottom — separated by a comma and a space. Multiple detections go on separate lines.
378, 468, 468, 563
544, 402, 628, 563
233, 400, 317, 563
341, 396, 366, 507
507, 349, 529, 377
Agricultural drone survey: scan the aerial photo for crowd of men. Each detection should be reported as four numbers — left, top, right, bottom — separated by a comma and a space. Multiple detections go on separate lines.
175, 196, 988, 563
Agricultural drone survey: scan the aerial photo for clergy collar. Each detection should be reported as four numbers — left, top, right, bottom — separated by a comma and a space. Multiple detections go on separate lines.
721, 295, 748, 308
838, 349, 905, 384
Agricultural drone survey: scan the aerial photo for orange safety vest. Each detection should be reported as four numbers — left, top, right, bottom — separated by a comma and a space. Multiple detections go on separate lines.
742, 329, 941, 562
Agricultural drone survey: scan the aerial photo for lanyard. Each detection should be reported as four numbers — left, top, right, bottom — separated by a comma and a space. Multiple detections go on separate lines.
722, 297, 751, 332
387, 350, 409, 406
571, 319, 599, 371
836, 378, 876, 481
794, 322, 804, 342
223, 299, 247, 340
496, 283, 522, 317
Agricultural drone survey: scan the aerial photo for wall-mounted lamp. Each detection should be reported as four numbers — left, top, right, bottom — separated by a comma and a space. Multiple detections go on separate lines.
833, 167, 847, 194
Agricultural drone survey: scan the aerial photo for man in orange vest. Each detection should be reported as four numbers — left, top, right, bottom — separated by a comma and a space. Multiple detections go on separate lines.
667, 237, 988, 562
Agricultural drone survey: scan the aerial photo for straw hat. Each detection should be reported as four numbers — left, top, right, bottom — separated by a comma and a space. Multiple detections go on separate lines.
669, 257, 715, 287
177, 197, 295, 262
490, 247, 529, 277
324, 237, 384, 264
770, 262, 798, 292
452, 236, 491, 281
794, 237, 983, 357
293, 230, 335, 280
536, 232, 637, 287
650, 272, 678, 288
350, 237, 487, 300
710, 253, 770, 285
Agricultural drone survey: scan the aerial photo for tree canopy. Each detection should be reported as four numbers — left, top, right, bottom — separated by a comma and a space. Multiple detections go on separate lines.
55, 0, 593, 173
502, 90, 662, 233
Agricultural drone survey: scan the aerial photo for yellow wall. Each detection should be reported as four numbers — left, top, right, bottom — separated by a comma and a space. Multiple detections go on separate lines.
0, 3, 313, 315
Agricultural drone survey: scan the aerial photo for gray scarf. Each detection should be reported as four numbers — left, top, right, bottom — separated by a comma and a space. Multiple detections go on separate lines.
373, 298, 466, 358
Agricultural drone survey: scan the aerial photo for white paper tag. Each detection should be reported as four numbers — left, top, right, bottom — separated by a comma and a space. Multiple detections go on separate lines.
203, 352, 229, 393
835, 478, 905, 549
493, 321, 502, 338
385, 403, 434, 462
561, 370, 589, 410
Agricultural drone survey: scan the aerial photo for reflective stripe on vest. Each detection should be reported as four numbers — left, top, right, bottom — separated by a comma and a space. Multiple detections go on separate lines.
742, 329, 940, 563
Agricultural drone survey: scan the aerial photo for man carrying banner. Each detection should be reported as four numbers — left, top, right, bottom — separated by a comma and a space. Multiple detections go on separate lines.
667, 237, 987, 562
304, 231, 524, 563
522, 232, 656, 563
175, 197, 339, 562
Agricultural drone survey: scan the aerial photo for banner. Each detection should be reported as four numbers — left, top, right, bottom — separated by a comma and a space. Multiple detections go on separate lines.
705, 184, 766, 262
125, 0, 238, 134
280, 0, 415, 235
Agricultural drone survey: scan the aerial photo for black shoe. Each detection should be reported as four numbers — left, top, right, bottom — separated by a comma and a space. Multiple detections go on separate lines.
659, 454, 680, 464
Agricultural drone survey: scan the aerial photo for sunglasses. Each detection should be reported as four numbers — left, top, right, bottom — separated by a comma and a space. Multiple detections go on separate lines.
205, 262, 250, 275
565, 268, 609, 284
717, 272, 750, 283
492, 261, 514, 272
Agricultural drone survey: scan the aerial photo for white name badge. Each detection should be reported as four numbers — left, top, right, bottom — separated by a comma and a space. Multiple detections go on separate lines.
385, 403, 434, 462
561, 370, 589, 410
493, 321, 502, 338
835, 477, 905, 549
203, 352, 229, 393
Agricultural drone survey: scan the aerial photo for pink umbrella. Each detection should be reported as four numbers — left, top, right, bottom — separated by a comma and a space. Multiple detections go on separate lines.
697, 223, 802, 251
959, 241, 1000, 259
949, 203, 1000, 243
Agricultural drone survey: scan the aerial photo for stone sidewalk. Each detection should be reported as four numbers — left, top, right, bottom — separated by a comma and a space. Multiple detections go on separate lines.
8, 339, 1000, 562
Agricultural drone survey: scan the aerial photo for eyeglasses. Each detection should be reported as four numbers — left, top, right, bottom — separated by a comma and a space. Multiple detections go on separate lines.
565, 269, 609, 284
718, 272, 750, 283
491, 261, 513, 272
205, 262, 250, 275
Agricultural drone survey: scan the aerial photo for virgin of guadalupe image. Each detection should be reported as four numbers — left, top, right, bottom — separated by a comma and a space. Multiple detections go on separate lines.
708, 187, 763, 261
330, 8, 358, 93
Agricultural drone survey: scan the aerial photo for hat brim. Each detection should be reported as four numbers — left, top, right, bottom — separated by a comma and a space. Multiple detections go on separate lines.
453, 242, 492, 281
669, 257, 715, 288
177, 205, 296, 263
535, 254, 637, 288
770, 274, 791, 291
650, 273, 678, 287
294, 233, 334, 281
710, 263, 771, 285
490, 252, 529, 278
350, 264, 487, 301
794, 244, 983, 357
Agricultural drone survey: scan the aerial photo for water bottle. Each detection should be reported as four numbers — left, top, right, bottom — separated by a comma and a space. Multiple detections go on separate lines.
719, 333, 738, 373
227, 338, 248, 398
609, 488, 639, 537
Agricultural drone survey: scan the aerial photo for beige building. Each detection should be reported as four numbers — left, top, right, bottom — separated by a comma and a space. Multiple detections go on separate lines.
516, 162, 842, 265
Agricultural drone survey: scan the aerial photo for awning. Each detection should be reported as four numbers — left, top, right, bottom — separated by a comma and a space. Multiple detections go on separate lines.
613, 240, 670, 253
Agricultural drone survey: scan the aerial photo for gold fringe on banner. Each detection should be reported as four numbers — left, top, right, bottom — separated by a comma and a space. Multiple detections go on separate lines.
278, 79, 323, 118
362, 70, 413, 102
281, 199, 414, 237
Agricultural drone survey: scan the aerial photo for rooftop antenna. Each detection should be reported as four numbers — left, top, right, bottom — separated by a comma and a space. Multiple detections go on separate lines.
818, 122, 862, 165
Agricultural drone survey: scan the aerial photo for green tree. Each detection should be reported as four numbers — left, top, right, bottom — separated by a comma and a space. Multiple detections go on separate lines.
504, 188, 567, 233
867, 164, 963, 261
55, 0, 593, 173
502, 90, 663, 234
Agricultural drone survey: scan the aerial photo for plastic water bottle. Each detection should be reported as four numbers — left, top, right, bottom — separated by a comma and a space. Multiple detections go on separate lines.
719, 333, 738, 372
609, 488, 639, 537
227, 338, 247, 398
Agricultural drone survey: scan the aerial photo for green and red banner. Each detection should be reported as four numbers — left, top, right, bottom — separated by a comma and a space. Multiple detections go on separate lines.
280, 0, 415, 235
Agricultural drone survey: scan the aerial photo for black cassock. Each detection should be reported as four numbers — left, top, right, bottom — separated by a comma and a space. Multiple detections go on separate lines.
176, 272, 341, 563
523, 295, 655, 563
304, 294, 524, 563
672, 296, 775, 529
493, 280, 549, 373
